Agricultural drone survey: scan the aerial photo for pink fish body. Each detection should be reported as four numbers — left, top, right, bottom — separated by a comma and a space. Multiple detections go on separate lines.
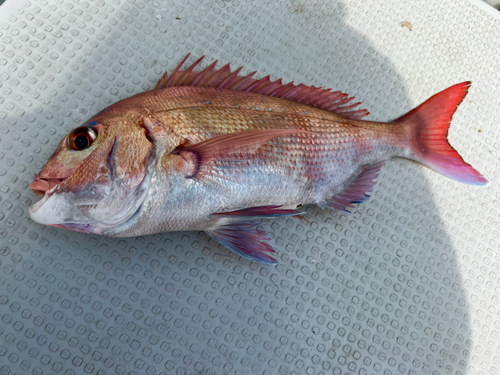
29, 55, 487, 264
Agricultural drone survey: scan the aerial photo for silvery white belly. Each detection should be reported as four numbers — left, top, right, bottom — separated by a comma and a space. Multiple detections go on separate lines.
104, 161, 309, 237
103, 142, 391, 238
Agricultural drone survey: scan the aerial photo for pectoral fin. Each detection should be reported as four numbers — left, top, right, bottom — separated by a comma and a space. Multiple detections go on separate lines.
172, 128, 307, 179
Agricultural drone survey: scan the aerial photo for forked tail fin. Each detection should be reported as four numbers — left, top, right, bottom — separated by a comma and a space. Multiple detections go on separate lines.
393, 81, 488, 186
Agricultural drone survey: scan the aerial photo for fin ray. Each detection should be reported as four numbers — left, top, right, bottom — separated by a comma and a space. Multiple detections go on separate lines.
156, 55, 370, 120
173, 129, 307, 178
394, 82, 488, 186
207, 221, 278, 264
213, 205, 302, 217
325, 162, 385, 211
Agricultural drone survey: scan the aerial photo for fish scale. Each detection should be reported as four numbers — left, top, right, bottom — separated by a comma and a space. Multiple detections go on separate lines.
92, 94, 398, 237
29, 56, 487, 264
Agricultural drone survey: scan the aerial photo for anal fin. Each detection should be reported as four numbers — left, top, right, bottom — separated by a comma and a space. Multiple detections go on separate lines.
207, 221, 278, 264
324, 162, 384, 212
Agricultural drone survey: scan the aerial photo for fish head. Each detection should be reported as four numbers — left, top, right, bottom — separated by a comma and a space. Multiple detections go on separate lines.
29, 115, 155, 235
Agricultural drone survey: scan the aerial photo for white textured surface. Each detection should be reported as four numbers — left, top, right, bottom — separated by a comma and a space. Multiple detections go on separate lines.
0, 1, 499, 375
483, 0, 500, 9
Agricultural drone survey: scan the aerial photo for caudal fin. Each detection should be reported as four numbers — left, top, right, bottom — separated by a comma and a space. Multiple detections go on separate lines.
394, 82, 488, 186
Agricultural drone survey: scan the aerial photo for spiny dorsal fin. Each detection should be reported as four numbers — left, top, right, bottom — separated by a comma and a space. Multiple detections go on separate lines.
155, 54, 370, 120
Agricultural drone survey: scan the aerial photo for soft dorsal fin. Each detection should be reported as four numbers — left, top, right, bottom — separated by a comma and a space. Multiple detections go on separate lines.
155, 54, 370, 120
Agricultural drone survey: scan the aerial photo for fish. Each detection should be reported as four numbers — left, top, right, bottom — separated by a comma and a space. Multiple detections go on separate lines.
28, 54, 488, 264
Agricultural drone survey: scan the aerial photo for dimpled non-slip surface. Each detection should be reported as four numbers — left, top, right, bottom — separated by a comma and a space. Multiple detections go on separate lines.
0, 1, 499, 375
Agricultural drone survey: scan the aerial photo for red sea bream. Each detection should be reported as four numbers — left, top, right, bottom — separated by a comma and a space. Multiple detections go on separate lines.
28, 55, 488, 264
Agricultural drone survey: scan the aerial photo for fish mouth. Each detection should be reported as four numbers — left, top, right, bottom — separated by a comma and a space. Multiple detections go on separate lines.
30, 178, 64, 196
28, 170, 152, 236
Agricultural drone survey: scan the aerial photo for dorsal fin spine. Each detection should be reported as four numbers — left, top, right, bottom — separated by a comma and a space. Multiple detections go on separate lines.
233, 71, 257, 91
191, 60, 217, 86
210, 63, 232, 87
179, 55, 205, 86
156, 55, 370, 120
165, 54, 190, 88
218, 67, 243, 89
270, 81, 295, 98
263, 79, 284, 96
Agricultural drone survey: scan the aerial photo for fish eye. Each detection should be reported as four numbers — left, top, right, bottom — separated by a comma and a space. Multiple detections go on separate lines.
68, 126, 98, 150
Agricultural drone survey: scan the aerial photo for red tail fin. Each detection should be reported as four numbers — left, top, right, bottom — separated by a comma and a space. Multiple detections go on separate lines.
394, 82, 487, 186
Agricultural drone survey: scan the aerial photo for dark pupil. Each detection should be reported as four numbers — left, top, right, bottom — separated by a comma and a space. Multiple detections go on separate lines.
74, 134, 89, 150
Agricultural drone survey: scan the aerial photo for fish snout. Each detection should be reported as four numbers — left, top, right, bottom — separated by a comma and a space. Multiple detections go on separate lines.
30, 178, 63, 196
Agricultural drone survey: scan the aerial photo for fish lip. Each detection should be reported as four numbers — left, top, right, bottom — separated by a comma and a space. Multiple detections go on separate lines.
30, 177, 65, 196
39, 168, 152, 237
